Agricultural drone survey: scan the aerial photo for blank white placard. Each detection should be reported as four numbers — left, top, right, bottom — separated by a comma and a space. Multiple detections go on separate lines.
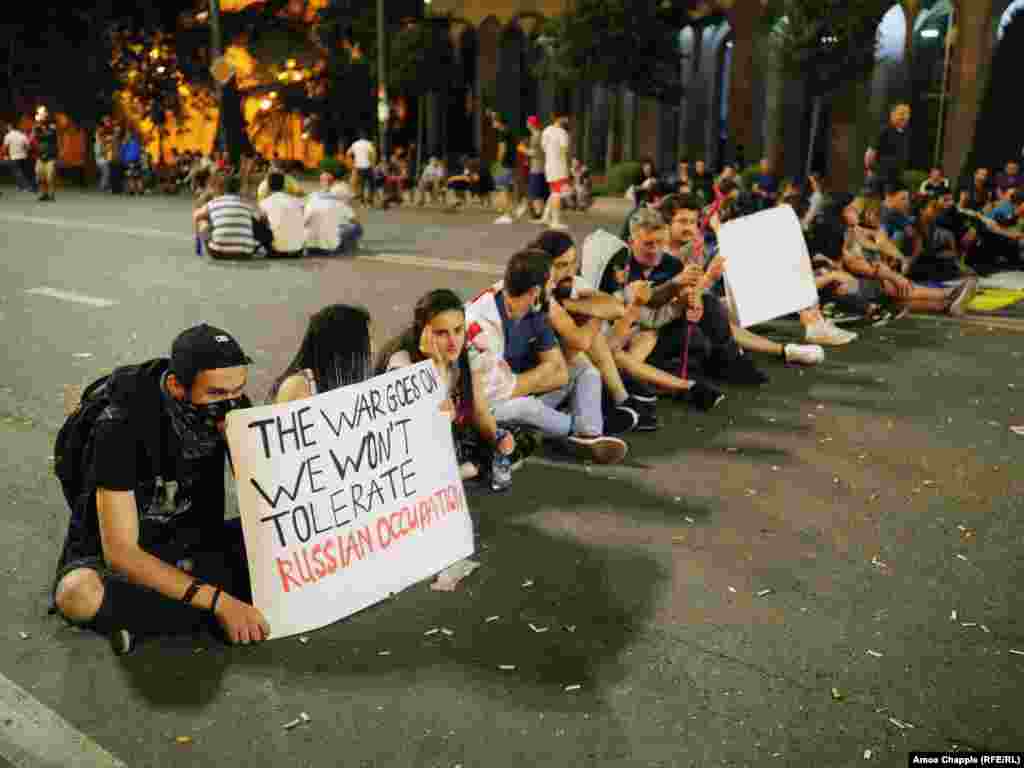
720, 206, 819, 328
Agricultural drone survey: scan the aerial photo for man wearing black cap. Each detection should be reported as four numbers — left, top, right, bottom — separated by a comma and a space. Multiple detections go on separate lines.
51, 324, 270, 654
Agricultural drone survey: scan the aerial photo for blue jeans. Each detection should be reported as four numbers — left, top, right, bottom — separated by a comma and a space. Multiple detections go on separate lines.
491, 356, 603, 438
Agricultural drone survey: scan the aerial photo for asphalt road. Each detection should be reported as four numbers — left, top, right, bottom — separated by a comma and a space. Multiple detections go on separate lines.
0, 188, 1022, 768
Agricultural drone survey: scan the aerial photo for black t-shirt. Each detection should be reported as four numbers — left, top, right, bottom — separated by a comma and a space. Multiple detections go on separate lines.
874, 126, 909, 181
497, 128, 517, 170
34, 123, 58, 161
60, 361, 227, 566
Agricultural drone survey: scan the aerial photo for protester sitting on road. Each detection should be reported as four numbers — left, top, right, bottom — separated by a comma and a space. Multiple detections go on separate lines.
270, 304, 374, 404
378, 289, 523, 490
994, 159, 1022, 193
907, 196, 973, 283
193, 175, 262, 261
415, 157, 446, 206
446, 157, 484, 209
838, 195, 977, 316
973, 190, 1024, 263
530, 229, 655, 432
959, 168, 993, 213
256, 163, 305, 202
656, 194, 827, 366
304, 172, 359, 256
51, 324, 267, 655
465, 249, 629, 464
258, 172, 305, 258
881, 183, 916, 254
920, 166, 951, 197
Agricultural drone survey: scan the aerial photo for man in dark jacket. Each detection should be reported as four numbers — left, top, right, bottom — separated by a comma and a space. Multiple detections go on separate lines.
51, 324, 270, 654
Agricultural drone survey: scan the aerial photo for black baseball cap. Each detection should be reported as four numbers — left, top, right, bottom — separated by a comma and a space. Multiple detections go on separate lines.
170, 324, 252, 384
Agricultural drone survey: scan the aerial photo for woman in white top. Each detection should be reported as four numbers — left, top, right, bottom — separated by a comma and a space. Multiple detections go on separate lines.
376, 289, 517, 485
270, 304, 374, 404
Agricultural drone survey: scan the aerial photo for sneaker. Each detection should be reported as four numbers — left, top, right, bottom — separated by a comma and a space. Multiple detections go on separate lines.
806, 319, 858, 346
110, 628, 135, 656
625, 398, 660, 432
494, 215, 515, 224
604, 404, 639, 435
505, 425, 540, 472
947, 277, 978, 317
626, 380, 658, 404
717, 355, 769, 386
566, 435, 628, 465
688, 380, 726, 412
784, 343, 825, 366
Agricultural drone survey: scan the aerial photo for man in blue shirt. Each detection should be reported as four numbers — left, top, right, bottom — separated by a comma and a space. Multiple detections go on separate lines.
881, 183, 915, 254
751, 157, 779, 209
467, 249, 629, 464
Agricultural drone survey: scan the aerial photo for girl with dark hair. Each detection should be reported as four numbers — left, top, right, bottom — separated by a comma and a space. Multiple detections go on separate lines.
377, 289, 520, 491
270, 304, 374, 403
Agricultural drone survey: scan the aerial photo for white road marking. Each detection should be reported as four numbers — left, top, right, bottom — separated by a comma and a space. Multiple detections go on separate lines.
359, 252, 503, 276
24, 287, 118, 308
0, 212, 505, 277
0, 213, 191, 243
0, 672, 127, 767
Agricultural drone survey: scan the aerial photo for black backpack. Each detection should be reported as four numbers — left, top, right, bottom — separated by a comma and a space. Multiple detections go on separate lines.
53, 365, 147, 510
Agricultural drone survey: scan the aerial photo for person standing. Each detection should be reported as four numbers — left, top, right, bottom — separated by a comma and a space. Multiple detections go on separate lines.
3, 121, 34, 192
517, 115, 547, 220
492, 113, 519, 224
865, 103, 911, 196
32, 106, 59, 202
347, 132, 377, 206
541, 111, 571, 230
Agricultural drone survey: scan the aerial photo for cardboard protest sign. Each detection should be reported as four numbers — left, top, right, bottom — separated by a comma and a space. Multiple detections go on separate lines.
720, 206, 819, 328
225, 361, 473, 639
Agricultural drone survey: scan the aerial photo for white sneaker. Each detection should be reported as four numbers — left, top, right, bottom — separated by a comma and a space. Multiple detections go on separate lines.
494, 215, 515, 224
784, 343, 825, 366
806, 320, 857, 346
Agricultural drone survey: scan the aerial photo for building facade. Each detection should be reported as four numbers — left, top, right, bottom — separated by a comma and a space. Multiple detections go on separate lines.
426, 0, 1020, 188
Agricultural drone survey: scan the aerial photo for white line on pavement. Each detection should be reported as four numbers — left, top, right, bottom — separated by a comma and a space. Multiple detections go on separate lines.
360, 252, 503, 276
0, 672, 127, 768
0, 213, 192, 243
0, 213, 505, 276
24, 287, 118, 308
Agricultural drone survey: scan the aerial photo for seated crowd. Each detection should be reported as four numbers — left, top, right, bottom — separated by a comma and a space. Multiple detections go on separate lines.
47, 128, 1020, 656
192, 166, 362, 260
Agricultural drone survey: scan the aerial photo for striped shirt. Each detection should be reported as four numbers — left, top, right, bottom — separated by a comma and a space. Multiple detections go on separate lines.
208, 195, 258, 255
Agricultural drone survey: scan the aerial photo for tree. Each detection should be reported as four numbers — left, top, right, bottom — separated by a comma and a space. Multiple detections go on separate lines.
536, 0, 682, 171
964, 7, 1024, 178
762, 0, 892, 181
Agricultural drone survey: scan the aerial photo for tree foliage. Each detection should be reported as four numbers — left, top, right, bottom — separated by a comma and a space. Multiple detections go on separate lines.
763, 0, 891, 96
536, 0, 682, 100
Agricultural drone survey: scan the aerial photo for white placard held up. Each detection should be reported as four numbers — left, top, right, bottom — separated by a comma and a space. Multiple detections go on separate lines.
720, 206, 818, 328
225, 361, 473, 640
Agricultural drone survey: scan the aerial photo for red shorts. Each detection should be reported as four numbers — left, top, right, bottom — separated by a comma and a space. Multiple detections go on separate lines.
548, 178, 570, 195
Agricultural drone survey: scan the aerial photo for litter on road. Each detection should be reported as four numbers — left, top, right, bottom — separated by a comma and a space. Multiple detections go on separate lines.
521, 579, 534, 588
282, 713, 311, 730
431, 559, 480, 592
866, 650, 883, 658
1008, 649, 1024, 656
175, 736, 193, 745
441, 628, 455, 637
298, 636, 310, 645
18, 632, 29, 640
424, 628, 440, 637
498, 665, 516, 671
485, 615, 500, 624
757, 589, 774, 597
528, 623, 549, 634
887, 717, 914, 730
564, 684, 582, 692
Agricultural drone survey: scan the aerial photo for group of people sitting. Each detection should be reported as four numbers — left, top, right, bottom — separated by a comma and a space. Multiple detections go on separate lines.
192, 168, 362, 261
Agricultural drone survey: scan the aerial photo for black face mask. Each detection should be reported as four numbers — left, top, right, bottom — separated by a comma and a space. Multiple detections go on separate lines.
162, 374, 250, 460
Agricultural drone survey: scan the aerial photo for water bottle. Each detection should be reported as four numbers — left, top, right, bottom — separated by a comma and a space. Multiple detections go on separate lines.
490, 428, 513, 493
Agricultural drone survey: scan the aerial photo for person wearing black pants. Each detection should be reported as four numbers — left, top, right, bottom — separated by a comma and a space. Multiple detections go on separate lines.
50, 325, 270, 654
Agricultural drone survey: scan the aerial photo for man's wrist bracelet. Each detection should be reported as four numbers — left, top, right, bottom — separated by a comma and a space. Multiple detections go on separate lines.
182, 579, 205, 605
210, 588, 223, 615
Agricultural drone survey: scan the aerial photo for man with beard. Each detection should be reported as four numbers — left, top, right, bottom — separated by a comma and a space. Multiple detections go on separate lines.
50, 325, 270, 654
